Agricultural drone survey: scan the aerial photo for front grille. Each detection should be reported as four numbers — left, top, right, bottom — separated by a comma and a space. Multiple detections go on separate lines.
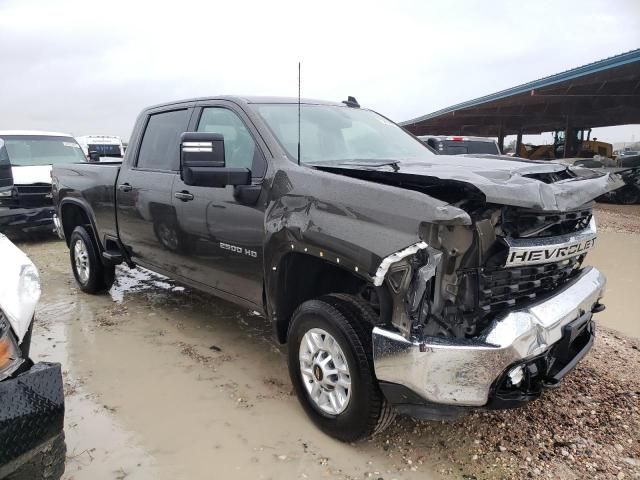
501, 207, 592, 239
477, 255, 584, 316
15, 184, 52, 207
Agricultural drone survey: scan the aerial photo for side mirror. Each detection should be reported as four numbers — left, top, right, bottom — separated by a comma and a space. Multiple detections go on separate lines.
180, 132, 250, 188
88, 151, 101, 162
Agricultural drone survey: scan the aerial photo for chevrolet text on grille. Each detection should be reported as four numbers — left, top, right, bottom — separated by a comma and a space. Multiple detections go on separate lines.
504, 218, 597, 267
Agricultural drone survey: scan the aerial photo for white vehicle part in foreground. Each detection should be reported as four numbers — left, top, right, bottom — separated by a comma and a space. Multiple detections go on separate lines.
0, 234, 41, 343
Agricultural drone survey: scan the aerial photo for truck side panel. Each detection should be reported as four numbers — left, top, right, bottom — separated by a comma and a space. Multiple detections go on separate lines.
52, 163, 121, 246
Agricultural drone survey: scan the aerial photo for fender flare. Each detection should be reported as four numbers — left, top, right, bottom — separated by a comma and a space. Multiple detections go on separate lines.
58, 197, 104, 250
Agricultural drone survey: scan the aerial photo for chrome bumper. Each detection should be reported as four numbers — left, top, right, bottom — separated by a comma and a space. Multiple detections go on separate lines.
372, 266, 606, 407
52, 214, 64, 239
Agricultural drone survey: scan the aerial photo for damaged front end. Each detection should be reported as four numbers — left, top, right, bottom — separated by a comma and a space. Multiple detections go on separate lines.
366, 171, 613, 419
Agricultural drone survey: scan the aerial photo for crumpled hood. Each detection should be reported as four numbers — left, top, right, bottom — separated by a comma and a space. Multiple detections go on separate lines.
315, 155, 625, 211
0, 234, 41, 343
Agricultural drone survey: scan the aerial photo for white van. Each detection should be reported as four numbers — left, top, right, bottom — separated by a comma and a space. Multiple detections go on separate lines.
76, 135, 124, 161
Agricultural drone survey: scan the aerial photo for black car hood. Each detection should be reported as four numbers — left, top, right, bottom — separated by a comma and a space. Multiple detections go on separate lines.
312, 155, 624, 211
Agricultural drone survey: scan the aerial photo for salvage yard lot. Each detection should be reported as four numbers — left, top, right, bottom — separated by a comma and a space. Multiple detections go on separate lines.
16, 204, 640, 480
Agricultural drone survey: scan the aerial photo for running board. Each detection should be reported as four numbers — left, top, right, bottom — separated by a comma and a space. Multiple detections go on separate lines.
102, 250, 124, 265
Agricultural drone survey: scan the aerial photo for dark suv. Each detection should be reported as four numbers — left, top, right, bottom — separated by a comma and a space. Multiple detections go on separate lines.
419, 135, 501, 155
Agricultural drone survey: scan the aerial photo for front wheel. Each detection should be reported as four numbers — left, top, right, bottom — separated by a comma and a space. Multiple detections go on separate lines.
287, 294, 395, 442
69, 226, 115, 294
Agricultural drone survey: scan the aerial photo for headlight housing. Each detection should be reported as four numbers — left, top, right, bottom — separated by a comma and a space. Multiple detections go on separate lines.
0, 311, 23, 381
0, 234, 41, 343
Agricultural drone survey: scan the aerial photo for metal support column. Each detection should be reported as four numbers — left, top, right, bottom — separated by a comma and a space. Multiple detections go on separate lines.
497, 125, 505, 153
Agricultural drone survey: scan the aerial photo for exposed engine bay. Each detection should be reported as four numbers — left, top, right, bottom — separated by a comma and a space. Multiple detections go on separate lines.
314, 163, 613, 341
377, 201, 598, 341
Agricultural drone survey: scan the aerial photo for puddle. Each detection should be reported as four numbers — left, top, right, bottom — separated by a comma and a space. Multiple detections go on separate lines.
25, 240, 439, 480
587, 230, 640, 338
109, 266, 184, 303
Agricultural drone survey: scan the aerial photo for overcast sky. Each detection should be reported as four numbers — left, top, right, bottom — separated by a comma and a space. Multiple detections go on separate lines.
1, 0, 639, 144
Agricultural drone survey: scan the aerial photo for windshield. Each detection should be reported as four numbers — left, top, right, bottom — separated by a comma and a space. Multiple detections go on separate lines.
254, 104, 433, 164
88, 144, 122, 158
0, 135, 86, 166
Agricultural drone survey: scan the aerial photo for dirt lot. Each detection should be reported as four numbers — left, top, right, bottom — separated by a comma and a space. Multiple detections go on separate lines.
15, 204, 640, 480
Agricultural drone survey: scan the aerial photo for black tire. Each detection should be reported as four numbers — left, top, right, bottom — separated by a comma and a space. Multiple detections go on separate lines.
69, 226, 114, 294
7, 433, 66, 480
615, 185, 640, 205
287, 294, 395, 442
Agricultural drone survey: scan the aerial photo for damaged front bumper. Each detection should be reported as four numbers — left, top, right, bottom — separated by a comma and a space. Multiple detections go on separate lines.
0, 362, 65, 478
0, 206, 56, 235
373, 266, 605, 417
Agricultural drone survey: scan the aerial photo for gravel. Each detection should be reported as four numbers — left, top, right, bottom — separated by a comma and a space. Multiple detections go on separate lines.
373, 328, 640, 479
593, 203, 640, 234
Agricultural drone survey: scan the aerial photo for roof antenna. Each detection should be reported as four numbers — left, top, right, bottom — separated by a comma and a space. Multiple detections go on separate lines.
297, 61, 301, 166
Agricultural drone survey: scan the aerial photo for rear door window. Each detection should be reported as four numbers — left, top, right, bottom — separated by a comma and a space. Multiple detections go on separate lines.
443, 141, 499, 155
137, 109, 190, 171
88, 144, 122, 158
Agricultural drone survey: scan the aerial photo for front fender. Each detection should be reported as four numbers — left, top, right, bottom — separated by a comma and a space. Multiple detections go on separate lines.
262, 167, 470, 326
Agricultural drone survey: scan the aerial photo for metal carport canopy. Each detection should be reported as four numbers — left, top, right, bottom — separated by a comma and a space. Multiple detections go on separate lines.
400, 49, 640, 137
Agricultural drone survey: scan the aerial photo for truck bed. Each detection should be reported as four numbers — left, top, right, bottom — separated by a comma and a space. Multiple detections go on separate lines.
52, 162, 121, 243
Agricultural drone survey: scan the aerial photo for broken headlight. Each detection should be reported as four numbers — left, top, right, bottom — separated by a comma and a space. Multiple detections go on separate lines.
0, 311, 23, 381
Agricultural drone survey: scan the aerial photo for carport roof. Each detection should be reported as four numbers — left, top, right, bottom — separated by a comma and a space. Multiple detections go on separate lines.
401, 49, 640, 137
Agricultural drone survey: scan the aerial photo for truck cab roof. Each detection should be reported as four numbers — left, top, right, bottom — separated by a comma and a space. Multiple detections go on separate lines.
143, 96, 347, 112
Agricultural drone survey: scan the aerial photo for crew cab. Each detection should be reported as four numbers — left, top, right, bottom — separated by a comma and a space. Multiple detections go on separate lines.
0, 131, 86, 235
52, 96, 621, 441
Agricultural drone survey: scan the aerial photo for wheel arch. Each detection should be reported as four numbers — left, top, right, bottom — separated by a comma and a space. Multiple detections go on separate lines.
269, 250, 377, 344
59, 198, 103, 250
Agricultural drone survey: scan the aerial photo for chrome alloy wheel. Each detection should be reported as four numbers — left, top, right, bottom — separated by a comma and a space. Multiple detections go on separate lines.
73, 238, 90, 284
299, 328, 352, 415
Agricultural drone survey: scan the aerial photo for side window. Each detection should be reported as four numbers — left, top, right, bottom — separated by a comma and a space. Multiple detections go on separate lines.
137, 109, 190, 171
197, 107, 265, 175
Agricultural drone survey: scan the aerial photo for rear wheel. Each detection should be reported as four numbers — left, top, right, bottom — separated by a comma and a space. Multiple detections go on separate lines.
69, 226, 115, 294
287, 294, 395, 442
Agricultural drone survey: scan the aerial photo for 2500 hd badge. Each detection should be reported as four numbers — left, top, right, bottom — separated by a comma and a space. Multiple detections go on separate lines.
219, 242, 258, 258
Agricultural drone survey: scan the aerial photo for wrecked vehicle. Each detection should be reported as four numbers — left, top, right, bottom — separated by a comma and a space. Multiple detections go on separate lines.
51, 96, 622, 441
563, 158, 640, 204
0, 131, 86, 236
0, 234, 65, 479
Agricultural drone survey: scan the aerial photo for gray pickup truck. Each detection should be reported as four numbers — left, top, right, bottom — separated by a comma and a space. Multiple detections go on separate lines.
51, 96, 621, 441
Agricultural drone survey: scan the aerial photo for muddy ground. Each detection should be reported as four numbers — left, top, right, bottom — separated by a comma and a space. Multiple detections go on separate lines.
14, 204, 640, 480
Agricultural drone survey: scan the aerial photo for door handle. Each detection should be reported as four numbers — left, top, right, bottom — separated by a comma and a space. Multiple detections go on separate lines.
174, 191, 194, 202
118, 183, 132, 192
